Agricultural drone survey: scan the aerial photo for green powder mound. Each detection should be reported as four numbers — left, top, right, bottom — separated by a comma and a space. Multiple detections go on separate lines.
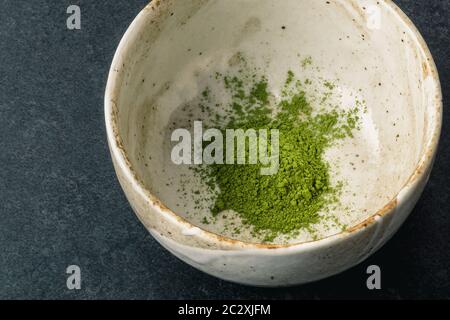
198, 69, 360, 242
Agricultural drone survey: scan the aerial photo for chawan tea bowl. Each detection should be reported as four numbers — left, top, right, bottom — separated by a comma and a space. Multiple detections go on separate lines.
105, 0, 442, 286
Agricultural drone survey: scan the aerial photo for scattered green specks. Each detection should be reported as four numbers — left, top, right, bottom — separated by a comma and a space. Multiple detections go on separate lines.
189, 54, 362, 242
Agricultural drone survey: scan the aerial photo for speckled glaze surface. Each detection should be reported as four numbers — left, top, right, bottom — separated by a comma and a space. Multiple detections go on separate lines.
105, 0, 442, 286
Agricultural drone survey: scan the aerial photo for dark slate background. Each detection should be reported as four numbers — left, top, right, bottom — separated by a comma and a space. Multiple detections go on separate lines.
0, 0, 448, 300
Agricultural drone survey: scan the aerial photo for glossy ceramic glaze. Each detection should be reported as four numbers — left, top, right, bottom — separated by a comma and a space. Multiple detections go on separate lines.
105, 0, 442, 286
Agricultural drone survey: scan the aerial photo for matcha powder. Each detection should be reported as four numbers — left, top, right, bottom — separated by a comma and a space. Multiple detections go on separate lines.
194, 64, 361, 242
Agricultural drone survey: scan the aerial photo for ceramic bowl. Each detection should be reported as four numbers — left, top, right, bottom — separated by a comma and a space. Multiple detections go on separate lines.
105, 0, 442, 286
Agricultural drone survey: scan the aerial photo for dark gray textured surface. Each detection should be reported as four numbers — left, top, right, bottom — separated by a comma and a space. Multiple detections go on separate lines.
0, 0, 448, 299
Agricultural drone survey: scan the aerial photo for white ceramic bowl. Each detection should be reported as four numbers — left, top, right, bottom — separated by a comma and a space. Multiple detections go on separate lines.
105, 0, 442, 286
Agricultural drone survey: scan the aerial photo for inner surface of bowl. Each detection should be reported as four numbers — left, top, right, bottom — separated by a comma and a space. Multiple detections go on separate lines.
112, 0, 438, 244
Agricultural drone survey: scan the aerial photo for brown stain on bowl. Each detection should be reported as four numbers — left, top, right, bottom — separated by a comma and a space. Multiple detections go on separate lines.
422, 61, 430, 77
346, 198, 397, 233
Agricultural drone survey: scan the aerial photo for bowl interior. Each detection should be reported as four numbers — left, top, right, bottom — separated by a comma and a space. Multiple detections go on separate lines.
110, 0, 439, 244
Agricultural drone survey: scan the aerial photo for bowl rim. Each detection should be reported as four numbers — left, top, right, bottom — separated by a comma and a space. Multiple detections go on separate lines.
105, 0, 443, 249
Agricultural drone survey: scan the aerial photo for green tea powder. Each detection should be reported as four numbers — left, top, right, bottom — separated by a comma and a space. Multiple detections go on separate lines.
195, 63, 360, 242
